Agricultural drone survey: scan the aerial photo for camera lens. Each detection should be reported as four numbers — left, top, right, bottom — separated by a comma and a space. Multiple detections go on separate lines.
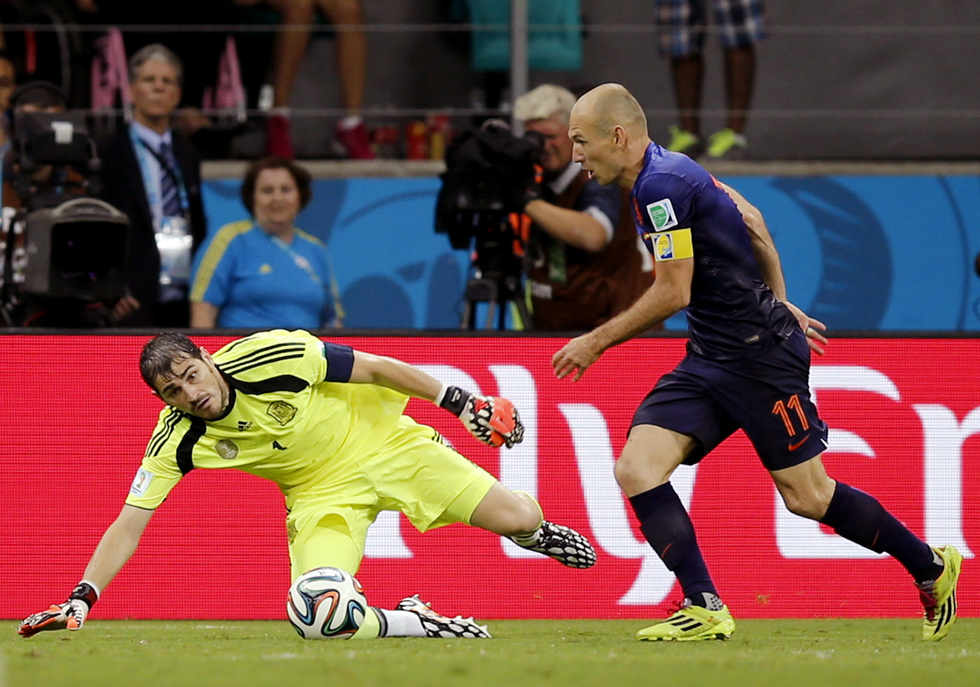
51, 222, 126, 284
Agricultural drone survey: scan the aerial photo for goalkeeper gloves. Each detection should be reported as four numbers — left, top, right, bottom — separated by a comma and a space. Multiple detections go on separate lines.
18, 581, 99, 638
437, 385, 525, 449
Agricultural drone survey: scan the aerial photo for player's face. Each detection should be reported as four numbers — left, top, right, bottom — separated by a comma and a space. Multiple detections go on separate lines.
568, 116, 620, 186
253, 167, 301, 230
154, 352, 230, 420
523, 115, 573, 176
130, 59, 181, 122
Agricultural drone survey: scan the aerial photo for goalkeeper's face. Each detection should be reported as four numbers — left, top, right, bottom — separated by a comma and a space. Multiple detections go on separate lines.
154, 351, 231, 420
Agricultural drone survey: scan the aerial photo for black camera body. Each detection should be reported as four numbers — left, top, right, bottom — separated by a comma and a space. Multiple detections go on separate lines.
9, 110, 102, 209
435, 120, 543, 281
1, 110, 129, 325
22, 198, 129, 302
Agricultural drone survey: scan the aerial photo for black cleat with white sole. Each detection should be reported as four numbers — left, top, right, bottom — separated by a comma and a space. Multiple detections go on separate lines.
396, 595, 491, 639
510, 521, 597, 569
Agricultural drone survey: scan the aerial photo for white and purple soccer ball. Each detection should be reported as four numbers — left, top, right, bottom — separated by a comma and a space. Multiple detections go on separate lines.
286, 567, 367, 639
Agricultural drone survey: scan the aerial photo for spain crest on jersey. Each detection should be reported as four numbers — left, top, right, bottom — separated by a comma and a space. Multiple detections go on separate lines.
267, 400, 298, 425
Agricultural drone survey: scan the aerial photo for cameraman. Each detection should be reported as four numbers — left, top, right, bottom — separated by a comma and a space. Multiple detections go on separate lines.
516, 85, 654, 331
1, 82, 79, 209
0, 81, 136, 326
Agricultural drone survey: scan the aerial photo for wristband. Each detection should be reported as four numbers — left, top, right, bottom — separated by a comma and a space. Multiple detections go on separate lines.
438, 385, 471, 417
70, 581, 100, 609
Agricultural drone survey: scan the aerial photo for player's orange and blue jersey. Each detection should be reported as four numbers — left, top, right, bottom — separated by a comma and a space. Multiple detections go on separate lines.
629, 142, 797, 360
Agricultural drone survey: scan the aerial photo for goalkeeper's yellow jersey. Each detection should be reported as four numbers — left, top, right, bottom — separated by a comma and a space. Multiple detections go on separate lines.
125, 329, 409, 510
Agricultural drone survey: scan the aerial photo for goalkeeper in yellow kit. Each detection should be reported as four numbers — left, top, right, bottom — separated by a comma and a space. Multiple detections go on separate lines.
19, 329, 596, 640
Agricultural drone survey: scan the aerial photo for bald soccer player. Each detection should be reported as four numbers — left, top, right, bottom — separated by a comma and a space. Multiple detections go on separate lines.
551, 83, 961, 642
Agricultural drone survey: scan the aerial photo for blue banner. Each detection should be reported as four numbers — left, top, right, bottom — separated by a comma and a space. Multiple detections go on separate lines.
201, 175, 980, 331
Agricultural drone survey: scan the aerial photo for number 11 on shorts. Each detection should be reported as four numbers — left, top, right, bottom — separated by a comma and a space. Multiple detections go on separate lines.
772, 394, 810, 437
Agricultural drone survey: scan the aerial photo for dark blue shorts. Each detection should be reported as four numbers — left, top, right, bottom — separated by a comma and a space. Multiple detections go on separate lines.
631, 329, 828, 471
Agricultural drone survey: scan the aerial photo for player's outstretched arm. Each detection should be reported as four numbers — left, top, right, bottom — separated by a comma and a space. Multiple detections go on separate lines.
348, 350, 444, 400
19, 504, 154, 637
553, 257, 693, 381
347, 351, 523, 448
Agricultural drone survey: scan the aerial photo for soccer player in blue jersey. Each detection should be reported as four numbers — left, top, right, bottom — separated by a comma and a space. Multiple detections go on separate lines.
552, 83, 961, 642
20, 329, 596, 640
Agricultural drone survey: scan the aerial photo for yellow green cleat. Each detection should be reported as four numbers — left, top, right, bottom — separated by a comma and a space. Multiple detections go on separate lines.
917, 545, 962, 641
705, 128, 748, 159
666, 126, 702, 156
636, 601, 736, 642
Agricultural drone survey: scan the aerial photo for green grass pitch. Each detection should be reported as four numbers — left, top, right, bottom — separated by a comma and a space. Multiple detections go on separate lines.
4, 619, 980, 687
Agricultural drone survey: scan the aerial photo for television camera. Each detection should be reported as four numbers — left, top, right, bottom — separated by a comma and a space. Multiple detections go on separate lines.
435, 119, 544, 330
0, 106, 130, 327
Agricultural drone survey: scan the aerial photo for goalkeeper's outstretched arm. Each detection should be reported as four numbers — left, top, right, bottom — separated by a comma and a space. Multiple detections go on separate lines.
347, 350, 443, 401
82, 504, 155, 591
19, 504, 153, 637
346, 350, 524, 449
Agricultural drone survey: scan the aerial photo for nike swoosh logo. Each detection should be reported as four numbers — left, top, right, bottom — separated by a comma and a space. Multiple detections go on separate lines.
788, 436, 810, 451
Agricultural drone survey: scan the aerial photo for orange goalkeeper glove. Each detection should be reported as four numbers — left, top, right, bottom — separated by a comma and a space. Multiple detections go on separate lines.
438, 385, 525, 448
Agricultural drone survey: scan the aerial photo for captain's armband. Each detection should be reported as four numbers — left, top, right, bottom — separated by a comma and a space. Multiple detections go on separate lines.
647, 228, 693, 262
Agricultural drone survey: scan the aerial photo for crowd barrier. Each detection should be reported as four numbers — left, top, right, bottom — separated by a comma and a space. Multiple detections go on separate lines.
2, 333, 977, 620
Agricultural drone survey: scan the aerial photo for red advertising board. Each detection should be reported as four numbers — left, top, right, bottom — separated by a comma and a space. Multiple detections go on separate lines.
1, 335, 978, 621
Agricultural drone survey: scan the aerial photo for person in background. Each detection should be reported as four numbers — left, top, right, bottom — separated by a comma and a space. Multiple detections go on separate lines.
0, 81, 127, 327
657, 0, 765, 159
1, 81, 70, 210
515, 84, 654, 331
99, 43, 208, 327
190, 156, 344, 329
236, 0, 373, 160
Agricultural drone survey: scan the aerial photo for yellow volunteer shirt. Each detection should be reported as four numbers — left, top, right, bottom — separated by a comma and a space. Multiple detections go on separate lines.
126, 329, 409, 510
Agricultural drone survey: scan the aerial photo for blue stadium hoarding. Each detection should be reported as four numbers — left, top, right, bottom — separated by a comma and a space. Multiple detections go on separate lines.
201, 175, 980, 331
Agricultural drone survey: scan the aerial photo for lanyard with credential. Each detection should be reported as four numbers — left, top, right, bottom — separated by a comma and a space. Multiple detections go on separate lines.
269, 234, 321, 284
129, 126, 189, 215
268, 232, 345, 321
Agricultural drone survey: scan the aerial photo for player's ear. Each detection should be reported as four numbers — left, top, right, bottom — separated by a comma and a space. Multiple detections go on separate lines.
612, 125, 627, 150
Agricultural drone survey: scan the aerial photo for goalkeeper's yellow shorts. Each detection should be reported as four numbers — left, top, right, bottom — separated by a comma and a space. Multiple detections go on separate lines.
286, 415, 496, 579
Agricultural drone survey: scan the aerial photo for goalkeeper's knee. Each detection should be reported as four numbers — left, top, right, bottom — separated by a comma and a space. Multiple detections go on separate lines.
495, 489, 543, 536
513, 490, 544, 533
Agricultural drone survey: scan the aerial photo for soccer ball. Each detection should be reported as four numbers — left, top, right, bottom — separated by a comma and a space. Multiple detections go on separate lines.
286, 567, 368, 640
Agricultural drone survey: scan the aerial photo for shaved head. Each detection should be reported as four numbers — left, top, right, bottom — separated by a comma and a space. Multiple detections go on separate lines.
567, 83, 651, 188
572, 83, 648, 139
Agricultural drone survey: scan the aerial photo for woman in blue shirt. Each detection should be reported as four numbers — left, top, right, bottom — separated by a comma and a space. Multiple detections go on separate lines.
190, 157, 344, 329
